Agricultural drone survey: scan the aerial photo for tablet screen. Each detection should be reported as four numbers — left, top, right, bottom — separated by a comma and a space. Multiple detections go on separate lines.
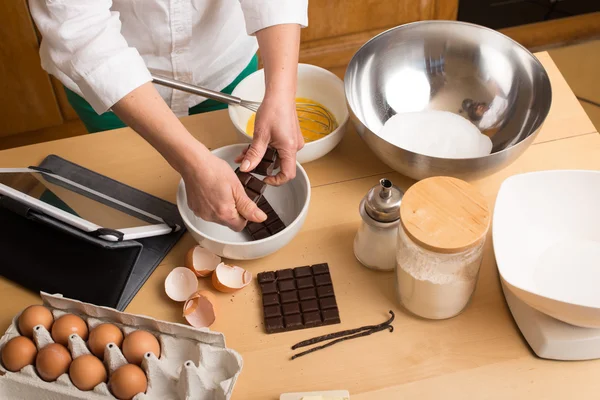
0, 171, 164, 230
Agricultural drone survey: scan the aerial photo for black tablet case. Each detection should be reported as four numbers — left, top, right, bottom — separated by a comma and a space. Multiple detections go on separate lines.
0, 155, 186, 311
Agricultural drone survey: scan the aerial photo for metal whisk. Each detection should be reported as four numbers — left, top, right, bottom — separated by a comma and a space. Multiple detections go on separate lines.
151, 73, 337, 136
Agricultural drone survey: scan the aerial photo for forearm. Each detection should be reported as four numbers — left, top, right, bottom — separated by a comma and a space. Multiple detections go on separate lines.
256, 24, 301, 102
111, 82, 208, 175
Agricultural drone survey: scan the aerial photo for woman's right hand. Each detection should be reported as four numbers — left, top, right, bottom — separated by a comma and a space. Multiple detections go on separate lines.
180, 149, 267, 232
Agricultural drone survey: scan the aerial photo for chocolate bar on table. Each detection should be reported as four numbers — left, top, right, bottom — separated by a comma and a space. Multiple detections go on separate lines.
257, 263, 341, 334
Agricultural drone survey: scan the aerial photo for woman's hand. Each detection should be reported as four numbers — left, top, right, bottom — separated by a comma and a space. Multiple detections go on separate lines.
182, 148, 267, 231
236, 23, 303, 186
235, 93, 304, 186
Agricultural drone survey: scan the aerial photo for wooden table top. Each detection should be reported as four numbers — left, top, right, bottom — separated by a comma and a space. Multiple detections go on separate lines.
0, 52, 599, 399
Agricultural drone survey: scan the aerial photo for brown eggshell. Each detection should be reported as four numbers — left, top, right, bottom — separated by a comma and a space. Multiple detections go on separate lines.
185, 245, 221, 278
69, 354, 107, 391
1, 336, 37, 372
183, 290, 217, 328
211, 263, 253, 293
109, 364, 148, 400
88, 323, 124, 359
36, 343, 72, 382
164, 267, 198, 302
122, 331, 160, 365
18, 305, 54, 338
51, 314, 89, 346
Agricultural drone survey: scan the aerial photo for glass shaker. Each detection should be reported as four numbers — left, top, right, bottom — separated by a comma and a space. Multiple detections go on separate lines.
395, 176, 491, 319
354, 178, 404, 271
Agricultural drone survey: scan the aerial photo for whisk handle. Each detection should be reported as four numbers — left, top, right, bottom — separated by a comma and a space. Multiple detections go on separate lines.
150, 73, 242, 106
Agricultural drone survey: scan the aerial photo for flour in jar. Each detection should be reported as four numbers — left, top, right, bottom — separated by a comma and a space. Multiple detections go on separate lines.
378, 110, 493, 158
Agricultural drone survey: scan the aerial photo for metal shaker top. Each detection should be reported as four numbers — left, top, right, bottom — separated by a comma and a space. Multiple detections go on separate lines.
364, 178, 403, 223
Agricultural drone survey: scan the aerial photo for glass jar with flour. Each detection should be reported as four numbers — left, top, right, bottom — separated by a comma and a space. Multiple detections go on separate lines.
395, 176, 491, 320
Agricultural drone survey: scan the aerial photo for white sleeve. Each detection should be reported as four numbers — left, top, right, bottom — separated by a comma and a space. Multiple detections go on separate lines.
239, 0, 309, 36
29, 0, 152, 114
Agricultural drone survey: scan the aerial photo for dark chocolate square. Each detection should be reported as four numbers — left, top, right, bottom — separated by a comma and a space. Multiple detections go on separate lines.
319, 297, 337, 310
265, 317, 284, 333
284, 314, 303, 329
264, 305, 282, 318
268, 220, 286, 235
246, 221, 264, 234
300, 299, 319, 313
264, 211, 280, 226
260, 281, 277, 294
322, 309, 341, 323
254, 160, 275, 176
303, 311, 322, 326
247, 176, 266, 195
294, 266, 312, 278
264, 147, 277, 162
312, 263, 329, 275
317, 285, 334, 298
262, 293, 279, 306
278, 279, 296, 292
244, 187, 262, 203
257, 271, 275, 284
252, 227, 270, 240
282, 303, 300, 316
280, 291, 298, 304
277, 269, 294, 280
314, 273, 332, 286
298, 288, 316, 301
259, 201, 274, 214
296, 277, 314, 289
235, 169, 252, 186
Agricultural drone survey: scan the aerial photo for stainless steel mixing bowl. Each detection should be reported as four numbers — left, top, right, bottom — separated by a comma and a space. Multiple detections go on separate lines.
344, 21, 552, 181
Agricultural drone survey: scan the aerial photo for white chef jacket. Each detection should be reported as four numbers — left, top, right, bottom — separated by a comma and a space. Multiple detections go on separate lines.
28, 0, 308, 117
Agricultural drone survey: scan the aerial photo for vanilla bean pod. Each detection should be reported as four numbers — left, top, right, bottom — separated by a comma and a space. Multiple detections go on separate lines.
291, 310, 395, 350
291, 324, 393, 360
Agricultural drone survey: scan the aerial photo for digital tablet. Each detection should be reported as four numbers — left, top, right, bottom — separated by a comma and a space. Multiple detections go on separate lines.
0, 168, 179, 241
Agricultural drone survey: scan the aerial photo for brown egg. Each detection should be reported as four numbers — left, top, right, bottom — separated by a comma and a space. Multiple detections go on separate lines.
122, 331, 160, 365
69, 354, 107, 391
1, 336, 37, 372
109, 364, 147, 400
36, 343, 72, 381
51, 314, 89, 346
18, 305, 54, 338
88, 323, 123, 359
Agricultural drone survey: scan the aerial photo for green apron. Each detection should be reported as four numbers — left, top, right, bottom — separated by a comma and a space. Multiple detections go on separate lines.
65, 54, 258, 133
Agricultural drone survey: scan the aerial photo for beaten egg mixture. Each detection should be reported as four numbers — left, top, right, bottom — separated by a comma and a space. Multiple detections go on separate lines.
245, 97, 337, 143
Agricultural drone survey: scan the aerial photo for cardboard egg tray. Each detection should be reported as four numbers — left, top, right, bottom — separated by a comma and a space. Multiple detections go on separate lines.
0, 292, 243, 400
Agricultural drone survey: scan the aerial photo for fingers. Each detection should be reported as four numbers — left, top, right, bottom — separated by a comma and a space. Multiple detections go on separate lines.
240, 134, 269, 172
233, 184, 267, 224
234, 146, 249, 164
264, 149, 296, 186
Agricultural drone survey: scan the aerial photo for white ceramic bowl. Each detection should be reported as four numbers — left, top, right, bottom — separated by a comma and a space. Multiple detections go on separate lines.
493, 170, 600, 328
176, 144, 311, 260
228, 63, 349, 164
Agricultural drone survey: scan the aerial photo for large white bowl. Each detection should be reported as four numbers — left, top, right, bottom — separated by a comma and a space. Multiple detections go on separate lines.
493, 170, 600, 328
228, 63, 349, 164
176, 144, 311, 260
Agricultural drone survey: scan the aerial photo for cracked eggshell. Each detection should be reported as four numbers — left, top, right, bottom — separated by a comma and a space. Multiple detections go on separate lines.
183, 291, 217, 328
211, 263, 253, 293
165, 267, 199, 302
185, 245, 221, 278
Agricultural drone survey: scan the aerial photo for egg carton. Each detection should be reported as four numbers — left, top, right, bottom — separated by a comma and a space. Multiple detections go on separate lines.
0, 292, 242, 400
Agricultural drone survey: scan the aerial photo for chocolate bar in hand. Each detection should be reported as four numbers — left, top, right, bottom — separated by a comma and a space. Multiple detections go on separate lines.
251, 146, 278, 176
235, 168, 266, 203
257, 263, 341, 334
245, 197, 286, 240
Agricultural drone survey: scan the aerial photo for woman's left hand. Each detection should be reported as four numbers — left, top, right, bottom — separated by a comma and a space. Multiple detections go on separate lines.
235, 93, 304, 186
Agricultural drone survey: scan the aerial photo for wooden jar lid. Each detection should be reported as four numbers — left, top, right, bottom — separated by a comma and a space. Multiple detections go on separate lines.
400, 176, 491, 254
